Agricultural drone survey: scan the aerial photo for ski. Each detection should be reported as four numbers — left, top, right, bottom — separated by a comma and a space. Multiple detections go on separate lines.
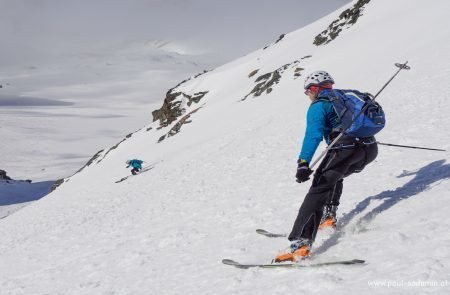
115, 177, 128, 183
115, 166, 154, 183
256, 227, 336, 238
256, 229, 286, 238
222, 258, 365, 269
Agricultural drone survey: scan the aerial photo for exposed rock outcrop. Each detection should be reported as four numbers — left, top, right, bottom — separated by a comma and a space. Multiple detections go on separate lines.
50, 178, 64, 192
151, 70, 210, 142
0, 169, 31, 183
75, 149, 105, 174
263, 33, 286, 50
243, 56, 311, 100
294, 67, 305, 78
248, 69, 259, 78
313, 0, 371, 46
152, 70, 209, 130
0, 170, 11, 180
152, 91, 208, 128
158, 107, 202, 143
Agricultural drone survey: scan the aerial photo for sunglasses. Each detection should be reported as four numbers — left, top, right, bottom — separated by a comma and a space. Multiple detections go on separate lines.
304, 85, 319, 95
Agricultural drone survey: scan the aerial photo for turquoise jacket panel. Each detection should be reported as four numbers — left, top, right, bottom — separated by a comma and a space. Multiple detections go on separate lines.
299, 90, 340, 162
127, 159, 143, 169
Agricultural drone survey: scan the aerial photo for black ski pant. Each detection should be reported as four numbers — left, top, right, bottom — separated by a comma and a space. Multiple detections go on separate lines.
288, 140, 378, 242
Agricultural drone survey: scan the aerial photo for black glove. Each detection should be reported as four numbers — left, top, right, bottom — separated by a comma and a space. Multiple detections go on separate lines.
296, 160, 313, 183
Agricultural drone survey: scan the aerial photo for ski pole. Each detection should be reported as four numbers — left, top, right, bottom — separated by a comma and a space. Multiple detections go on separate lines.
372, 62, 411, 99
310, 61, 411, 169
377, 142, 446, 152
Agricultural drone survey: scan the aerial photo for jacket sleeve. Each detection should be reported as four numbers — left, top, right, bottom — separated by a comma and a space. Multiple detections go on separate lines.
299, 102, 327, 162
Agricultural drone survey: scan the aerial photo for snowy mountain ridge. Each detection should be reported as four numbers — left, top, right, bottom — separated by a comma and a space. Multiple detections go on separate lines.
1, 0, 450, 294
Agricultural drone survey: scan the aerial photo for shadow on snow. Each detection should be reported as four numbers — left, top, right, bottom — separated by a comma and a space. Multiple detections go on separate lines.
314, 159, 450, 255
0, 180, 55, 206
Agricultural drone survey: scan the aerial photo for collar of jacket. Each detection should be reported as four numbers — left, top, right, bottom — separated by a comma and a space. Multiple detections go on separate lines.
311, 88, 334, 104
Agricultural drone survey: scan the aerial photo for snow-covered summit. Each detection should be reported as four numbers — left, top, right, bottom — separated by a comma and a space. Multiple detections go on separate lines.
1, 0, 450, 294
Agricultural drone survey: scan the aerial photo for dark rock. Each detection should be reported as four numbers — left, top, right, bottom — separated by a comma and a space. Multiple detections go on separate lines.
248, 69, 259, 78
50, 178, 65, 192
189, 91, 208, 106
97, 127, 144, 164
152, 71, 209, 129
158, 135, 166, 142
255, 73, 273, 83
243, 60, 301, 100
194, 70, 210, 78
151, 70, 212, 142
0, 169, 12, 180
313, 35, 328, 46
275, 34, 285, 44
74, 149, 105, 174
152, 90, 208, 128
294, 67, 305, 79
158, 107, 202, 143
263, 33, 286, 50
313, 0, 371, 46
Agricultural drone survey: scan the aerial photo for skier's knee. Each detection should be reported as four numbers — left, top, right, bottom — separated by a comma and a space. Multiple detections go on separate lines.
321, 170, 344, 185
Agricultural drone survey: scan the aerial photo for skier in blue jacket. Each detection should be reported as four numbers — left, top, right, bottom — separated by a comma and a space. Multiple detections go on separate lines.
126, 159, 144, 175
274, 71, 378, 263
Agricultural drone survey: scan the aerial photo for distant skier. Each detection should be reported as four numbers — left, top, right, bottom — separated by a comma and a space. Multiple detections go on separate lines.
125, 159, 144, 175
274, 71, 379, 263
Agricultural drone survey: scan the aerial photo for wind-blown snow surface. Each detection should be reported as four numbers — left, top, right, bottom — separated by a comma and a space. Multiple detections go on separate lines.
1, 0, 450, 294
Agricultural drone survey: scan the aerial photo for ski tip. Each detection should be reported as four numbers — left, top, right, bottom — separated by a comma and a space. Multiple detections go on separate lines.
255, 228, 287, 238
350, 259, 366, 264
222, 259, 251, 269
222, 259, 238, 266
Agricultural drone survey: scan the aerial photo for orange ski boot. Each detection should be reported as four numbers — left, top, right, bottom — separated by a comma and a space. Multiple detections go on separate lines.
319, 205, 338, 229
273, 239, 312, 263
319, 216, 337, 229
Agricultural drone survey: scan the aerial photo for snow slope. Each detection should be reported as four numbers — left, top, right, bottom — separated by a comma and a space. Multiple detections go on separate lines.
1, 0, 450, 294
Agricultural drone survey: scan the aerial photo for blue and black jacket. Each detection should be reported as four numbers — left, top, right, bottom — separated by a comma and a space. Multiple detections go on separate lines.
299, 89, 341, 163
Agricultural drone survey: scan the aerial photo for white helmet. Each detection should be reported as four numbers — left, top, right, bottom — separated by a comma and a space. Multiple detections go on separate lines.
126, 160, 131, 164
304, 71, 335, 90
